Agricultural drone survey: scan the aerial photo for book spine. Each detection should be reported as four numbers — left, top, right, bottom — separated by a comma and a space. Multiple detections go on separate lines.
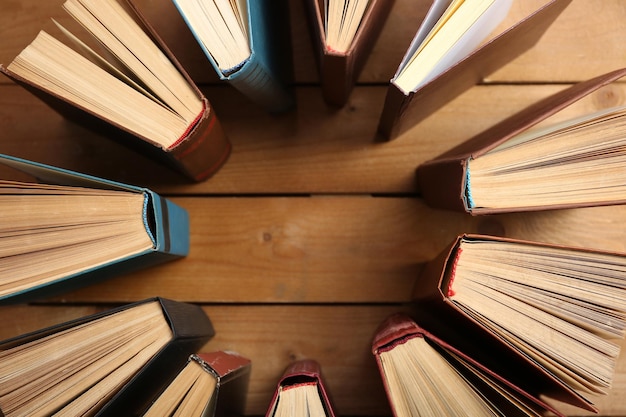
167, 101, 232, 183
229, 57, 295, 113
416, 158, 469, 212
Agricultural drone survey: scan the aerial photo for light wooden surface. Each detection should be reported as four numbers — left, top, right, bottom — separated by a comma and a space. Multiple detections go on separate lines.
1, 0, 626, 415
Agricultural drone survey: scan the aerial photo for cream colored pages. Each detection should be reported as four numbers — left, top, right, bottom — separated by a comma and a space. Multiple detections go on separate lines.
0, 180, 154, 297
171, 0, 250, 72
394, 0, 512, 92
325, 0, 371, 53
5, 0, 203, 148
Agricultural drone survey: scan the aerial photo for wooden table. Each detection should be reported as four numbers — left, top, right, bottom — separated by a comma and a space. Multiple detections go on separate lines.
1, 0, 626, 415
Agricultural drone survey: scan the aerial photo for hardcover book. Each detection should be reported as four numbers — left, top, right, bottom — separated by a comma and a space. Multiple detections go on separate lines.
0, 153, 189, 304
171, 0, 295, 113
416, 68, 626, 214
0, 297, 214, 417
376, 0, 571, 140
0, 0, 230, 182
142, 351, 251, 417
372, 234, 626, 416
303, 0, 395, 107
266, 359, 336, 417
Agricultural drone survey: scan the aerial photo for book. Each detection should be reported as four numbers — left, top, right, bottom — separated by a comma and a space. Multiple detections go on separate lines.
171, 0, 295, 113
265, 359, 336, 417
303, 0, 395, 107
372, 233, 626, 416
0, 0, 231, 182
0, 153, 189, 304
142, 351, 251, 417
0, 297, 215, 417
376, 0, 572, 140
416, 68, 626, 214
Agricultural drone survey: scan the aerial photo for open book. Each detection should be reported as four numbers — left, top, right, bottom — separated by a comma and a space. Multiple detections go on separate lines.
0, 153, 189, 304
377, 0, 571, 140
416, 68, 626, 214
1, 0, 230, 181
171, 0, 295, 113
303, 0, 394, 106
373, 313, 556, 417
373, 234, 626, 416
0, 298, 214, 417
266, 360, 336, 417
143, 351, 251, 417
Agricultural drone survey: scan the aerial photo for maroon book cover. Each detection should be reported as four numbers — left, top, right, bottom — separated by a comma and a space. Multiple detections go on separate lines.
265, 359, 336, 417
372, 312, 573, 416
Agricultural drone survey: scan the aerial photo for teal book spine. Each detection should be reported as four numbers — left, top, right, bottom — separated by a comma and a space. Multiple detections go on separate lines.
0, 154, 190, 304
173, 0, 295, 113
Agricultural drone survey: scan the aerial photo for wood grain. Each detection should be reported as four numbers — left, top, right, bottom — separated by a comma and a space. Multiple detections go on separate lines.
0, 0, 625, 416
1, 82, 625, 194
0, 303, 624, 416
45, 197, 626, 305
2, 0, 626, 84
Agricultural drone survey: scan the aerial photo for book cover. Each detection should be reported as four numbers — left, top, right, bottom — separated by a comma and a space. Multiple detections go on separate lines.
0, 153, 190, 304
416, 67, 626, 214
0, 0, 231, 182
265, 359, 336, 417
394, 233, 626, 416
172, 0, 296, 113
0, 297, 215, 417
142, 350, 251, 417
376, 0, 571, 141
372, 312, 565, 417
303, 0, 395, 107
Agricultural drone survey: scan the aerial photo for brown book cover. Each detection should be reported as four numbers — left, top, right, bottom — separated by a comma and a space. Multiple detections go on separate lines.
416, 68, 626, 214
401, 233, 626, 415
0, 0, 231, 182
265, 359, 336, 417
376, 0, 571, 141
303, 0, 395, 107
372, 312, 567, 417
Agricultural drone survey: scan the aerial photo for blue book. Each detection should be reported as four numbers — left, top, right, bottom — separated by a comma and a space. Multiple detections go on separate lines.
172, 0, 295, 113
0, 153, 189, 304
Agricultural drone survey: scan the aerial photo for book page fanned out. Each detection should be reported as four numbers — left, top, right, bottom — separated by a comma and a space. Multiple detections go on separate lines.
171, 0, 295, 112
0, 298, 214, 417
384, 234, 626, 416
1, 0, 232, 181
0, 153, 190, 305
415, 67, 626, 214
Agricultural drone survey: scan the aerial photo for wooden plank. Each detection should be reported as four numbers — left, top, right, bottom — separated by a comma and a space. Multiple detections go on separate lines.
43, 197, 626, 304
0, 303, 623, 416
488, 0, 626, 83
1, 82, 625, 194
1, 0, 625, 86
